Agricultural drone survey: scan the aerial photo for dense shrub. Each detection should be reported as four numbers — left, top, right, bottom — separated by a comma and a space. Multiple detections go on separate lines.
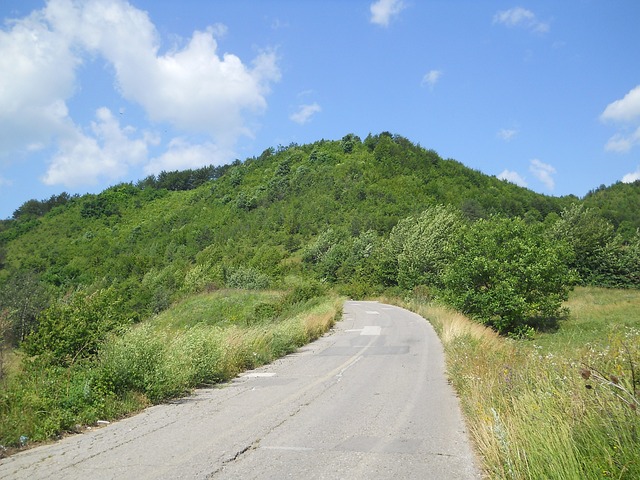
22, 288, 134, 366
442, 217, 575, 335
226, 266, 271, 290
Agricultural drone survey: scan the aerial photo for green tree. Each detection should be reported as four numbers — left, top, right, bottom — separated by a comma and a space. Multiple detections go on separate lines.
0, 271, 51, 344
393, 205, 464, 290
550, 203, 616, 284
443, 217, 574, 335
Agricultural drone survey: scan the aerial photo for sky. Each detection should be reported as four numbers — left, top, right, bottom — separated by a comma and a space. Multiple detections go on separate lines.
1, 0, 640, 220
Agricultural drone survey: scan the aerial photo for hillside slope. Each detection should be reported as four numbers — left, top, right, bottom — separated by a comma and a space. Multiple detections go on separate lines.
1, 132, 633, 339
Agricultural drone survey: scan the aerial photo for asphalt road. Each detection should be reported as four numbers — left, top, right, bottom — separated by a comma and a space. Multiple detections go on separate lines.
0, 301, 482, 479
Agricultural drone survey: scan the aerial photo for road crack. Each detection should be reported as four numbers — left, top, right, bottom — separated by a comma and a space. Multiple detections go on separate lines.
206, 439, 260, 478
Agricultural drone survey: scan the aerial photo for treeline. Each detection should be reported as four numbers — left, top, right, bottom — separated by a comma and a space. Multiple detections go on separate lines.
5, 165, 234, 224
0, 133, 639, 356
583, 180, 640, 241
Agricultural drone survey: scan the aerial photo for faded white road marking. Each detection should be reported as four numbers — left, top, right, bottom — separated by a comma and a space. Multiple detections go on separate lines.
242, 372, 277, 378
261, 446, 314, 451
365, 310, 380, 315
361, 326, 382, 336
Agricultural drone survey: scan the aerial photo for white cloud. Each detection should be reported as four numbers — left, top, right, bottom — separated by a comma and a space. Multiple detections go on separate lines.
601, 85, 640, 153
604, 127, 640, 153
145, 138, 231, 174
290, 103, 322, 125
1, 0, 280, 186
622, 167, 640, 184
498, 169, 527, 187
421, 70, 442, 89
529, 159, 556, 190
42, 107, 150, 186
54, 0, 281, 145
0, 5, 78, 156
370, 0, 405, 27
493, 7, 549, 34
601, 85, 640, 123
497, 128, 518, 141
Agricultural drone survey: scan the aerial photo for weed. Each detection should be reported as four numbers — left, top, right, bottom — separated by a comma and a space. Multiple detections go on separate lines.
0, 290, 341, 451
402, 287, 640, 479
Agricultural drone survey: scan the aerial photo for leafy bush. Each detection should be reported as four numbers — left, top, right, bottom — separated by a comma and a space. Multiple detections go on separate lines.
22, 288, 133, 366
284, 280, 326, 305
443, 217, 574, 334
226, 266, 271, 290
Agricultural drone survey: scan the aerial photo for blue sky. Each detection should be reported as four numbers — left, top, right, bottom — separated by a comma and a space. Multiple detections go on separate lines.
1, 0, 640, 219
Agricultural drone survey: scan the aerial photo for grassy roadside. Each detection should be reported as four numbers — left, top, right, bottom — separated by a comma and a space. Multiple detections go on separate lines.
0, 289, 343, 454
403, 287, 640, 479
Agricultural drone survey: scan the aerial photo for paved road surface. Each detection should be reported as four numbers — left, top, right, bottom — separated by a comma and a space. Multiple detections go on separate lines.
0, 301, 482, 479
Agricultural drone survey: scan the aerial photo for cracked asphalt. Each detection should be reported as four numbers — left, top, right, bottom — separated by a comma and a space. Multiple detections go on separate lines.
0, 301, 482, 479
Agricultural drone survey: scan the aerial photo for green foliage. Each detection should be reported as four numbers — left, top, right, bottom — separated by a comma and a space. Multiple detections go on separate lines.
2, 132, 640, 455
340, 133, 360, 154
284, 280, 326, 306
0, 132, 636, 368
0, 271, 51, 344
11, 193, 74, 221
0, 293, 341, 448
389, 205, 464, 290
442, 217, 574, 334
583, 180, 640, 231
551, 203, 639, 287
80, 194, 120, 219
22, 288, 134, 366
226, 266, 271, 290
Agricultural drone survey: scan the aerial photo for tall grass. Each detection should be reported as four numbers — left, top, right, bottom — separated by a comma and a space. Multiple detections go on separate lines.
0, 290, 342, 454
404, 287, 640, 479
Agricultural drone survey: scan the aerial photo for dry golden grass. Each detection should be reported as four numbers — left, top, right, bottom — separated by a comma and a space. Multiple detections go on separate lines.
400, 288, 640, 479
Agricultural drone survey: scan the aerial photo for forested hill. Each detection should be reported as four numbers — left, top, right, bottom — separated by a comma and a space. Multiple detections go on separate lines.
583, 180, 640, 235
0, 133, 637, 340
1, 132, 574, 274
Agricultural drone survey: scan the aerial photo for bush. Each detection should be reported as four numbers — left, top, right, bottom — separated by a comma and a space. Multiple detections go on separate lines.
285, 281, 326, 305
442, 217, 574, 334
226, 267, 271, 290
22, 288, 133, 366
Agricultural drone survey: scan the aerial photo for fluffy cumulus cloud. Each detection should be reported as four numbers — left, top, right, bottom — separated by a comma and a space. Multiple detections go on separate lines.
601, 85, 640, 122
529, 159, 556, 190
42, 108, 151, 186
0, 0, 280, 187
498, 169, 527, 188
370, 0, 405, 27
145, 139, 233, 175
421, 70, 442, 89
0, 5, 78, 156
290, 103, 322, 125
493, 7, 549, 34
622, 167, 640, 183
601, 85, 640, 153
